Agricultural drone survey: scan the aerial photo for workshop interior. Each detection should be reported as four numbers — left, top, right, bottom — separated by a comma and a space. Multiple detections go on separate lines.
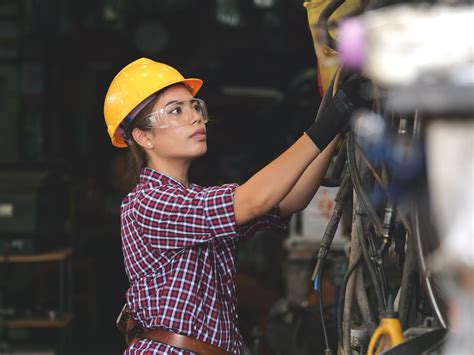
0, 0, 473, 354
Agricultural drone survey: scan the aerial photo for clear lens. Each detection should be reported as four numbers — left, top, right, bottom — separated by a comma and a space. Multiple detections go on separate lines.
144, 98, 208, 129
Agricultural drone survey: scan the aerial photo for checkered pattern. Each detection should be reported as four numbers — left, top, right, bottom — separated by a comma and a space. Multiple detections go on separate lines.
121, 167, 289, 354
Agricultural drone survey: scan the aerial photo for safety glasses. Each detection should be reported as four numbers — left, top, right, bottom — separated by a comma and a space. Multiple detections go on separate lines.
143, 98, 208, 129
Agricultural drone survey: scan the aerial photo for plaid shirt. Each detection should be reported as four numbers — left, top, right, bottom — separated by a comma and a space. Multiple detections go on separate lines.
121, 167, 289, 354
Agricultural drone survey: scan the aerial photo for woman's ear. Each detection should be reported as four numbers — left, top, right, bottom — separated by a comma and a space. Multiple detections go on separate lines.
131, 128, 154, 150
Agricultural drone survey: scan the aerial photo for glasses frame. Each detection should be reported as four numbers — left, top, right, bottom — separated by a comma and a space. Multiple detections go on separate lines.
142, 98, 208, 129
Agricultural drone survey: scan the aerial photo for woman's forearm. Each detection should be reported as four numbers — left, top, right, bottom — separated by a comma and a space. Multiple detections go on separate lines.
278, 136, 339, 218
234, 134, 320, 225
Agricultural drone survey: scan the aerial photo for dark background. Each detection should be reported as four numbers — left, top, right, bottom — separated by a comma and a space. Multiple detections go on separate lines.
0, 0, 331, 353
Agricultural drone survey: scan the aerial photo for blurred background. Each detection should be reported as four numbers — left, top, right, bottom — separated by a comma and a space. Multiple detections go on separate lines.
0, 0, 344, 354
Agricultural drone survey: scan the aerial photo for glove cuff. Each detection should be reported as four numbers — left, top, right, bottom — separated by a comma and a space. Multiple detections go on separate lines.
305, 89, 354, 151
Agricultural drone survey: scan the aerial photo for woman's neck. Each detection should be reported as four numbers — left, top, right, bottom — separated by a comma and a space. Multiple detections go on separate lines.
147, 157, 191, 187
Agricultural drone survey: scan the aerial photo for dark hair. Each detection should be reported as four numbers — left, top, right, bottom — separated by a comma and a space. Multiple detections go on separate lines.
126, 94, 160, 185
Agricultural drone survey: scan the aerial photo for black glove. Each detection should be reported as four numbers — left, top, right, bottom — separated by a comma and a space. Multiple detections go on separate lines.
305, 76, 372, 151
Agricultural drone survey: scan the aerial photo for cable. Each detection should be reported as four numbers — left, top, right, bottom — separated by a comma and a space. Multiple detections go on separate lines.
315, 263, 332, 354
337, 253, 362, 346
316, 0, 344, 50
312, 173, 352, 354
346, 132, 384, 237
355, 212, 386, 311
347, 130, 385, 310
366, 228, 389, 306
354, 264, 377, 334
398, 231, 417, 329
312, 172, 352, 281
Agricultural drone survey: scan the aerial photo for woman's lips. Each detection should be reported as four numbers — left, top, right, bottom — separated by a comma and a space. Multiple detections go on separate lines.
190, 128, 206, 141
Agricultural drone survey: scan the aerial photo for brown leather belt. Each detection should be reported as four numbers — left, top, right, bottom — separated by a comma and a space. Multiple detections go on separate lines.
140, 328, 231, 355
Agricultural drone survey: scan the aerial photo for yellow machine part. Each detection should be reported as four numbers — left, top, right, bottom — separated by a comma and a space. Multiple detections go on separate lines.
304, 0, 362, 94
368, 316, 405, 354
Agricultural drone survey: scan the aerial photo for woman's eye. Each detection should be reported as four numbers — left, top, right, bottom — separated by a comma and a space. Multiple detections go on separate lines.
168, 107, 182, 115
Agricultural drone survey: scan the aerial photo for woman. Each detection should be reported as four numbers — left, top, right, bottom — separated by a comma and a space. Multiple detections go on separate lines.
104, 58, 363, 354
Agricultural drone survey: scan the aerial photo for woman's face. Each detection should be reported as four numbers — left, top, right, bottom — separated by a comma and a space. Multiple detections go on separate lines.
148, 84, 207, 160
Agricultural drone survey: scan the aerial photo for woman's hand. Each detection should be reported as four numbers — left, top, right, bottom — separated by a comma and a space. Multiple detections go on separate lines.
306, 75, 372, 151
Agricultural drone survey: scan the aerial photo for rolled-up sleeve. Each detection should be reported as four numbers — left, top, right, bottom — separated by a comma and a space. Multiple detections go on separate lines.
134, 183, 239, 250
237, 204, 291, 241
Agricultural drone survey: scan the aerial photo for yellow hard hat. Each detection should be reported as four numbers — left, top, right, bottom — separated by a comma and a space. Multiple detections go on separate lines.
104, 57, 203, 147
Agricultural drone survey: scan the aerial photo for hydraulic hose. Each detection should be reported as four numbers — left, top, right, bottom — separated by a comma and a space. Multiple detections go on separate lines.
366, 228, 389, 306
342, 215, 362, 354
346, 131, 384, 237
355, 211, 385, 311
312, 172, 353, 281
317, 0, 344, 51
355, 266, 377, 335
413, 202, 448, 328
347, 130, 385, 310
398, 231, 418, 329
322, 140, 348, 187
337, 254, 362, 347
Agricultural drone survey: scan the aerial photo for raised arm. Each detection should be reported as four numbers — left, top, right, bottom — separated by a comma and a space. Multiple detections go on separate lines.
278, 136, 339, 218
234, 75, 371, 225
234, 133, 320, 225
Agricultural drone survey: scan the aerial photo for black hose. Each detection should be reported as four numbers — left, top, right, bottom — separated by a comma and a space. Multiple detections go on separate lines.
319, 173, 352, 252
322, 140, 347, 187
355, 266, 377, 335
378, 262, 389, 306
366, 229, 389, 306
315, 67, 336, 124
312, 172, 352, 281
355, 212, 386, 311
346, 132, 384, 237
337, 253, 362, 347
321, 178, 344, 187
316, 0, 344, 50
331, 140, 348, 176
347, 130, 385, 310
398, 232, 418, 329
413, 193, 448, 328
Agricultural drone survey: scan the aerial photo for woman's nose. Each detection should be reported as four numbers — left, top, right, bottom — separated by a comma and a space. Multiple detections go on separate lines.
189, 109, 202, 125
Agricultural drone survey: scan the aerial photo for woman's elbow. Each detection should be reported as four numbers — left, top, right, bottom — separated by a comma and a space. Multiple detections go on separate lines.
278, 200, 301, 219
234, 203, 264, 226
278, 205, 293, 219
235, 190, 277, 225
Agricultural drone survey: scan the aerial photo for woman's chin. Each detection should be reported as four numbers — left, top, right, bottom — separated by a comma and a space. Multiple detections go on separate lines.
185, 144, 207, 159
194, 145, 208, 157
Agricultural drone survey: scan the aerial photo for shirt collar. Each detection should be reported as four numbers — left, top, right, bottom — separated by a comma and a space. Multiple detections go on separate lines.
139, 167, 192, 189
